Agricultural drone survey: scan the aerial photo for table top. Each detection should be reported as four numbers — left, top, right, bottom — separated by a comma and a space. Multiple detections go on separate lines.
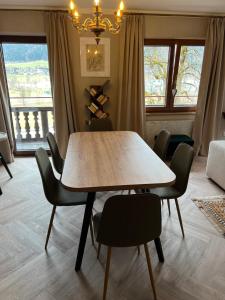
0, 132, 7, 142
61, 131, 176, 192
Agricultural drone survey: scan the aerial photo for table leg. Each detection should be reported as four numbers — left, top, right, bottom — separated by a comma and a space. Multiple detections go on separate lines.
75, 192, 96, 271
154, 237, 164, 263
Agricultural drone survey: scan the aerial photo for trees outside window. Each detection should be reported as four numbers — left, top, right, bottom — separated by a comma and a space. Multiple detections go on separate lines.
144, 39, 205, 112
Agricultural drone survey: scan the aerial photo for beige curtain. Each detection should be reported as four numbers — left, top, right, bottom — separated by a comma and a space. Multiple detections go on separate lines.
45, 12, 79, 157
193, 18, 225, 156
0, 45, 14, 163
116, 15, 145, 137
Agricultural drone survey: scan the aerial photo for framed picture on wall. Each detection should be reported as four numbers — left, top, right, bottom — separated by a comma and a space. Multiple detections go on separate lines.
80, 37, 110, 77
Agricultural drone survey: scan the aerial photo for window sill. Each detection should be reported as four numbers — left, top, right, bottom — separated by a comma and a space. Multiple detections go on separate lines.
146, 106, 196, 113
146, 111, 196, 116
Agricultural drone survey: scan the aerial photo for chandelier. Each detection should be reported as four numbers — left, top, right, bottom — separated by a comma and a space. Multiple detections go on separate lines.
68, 0, 125, 44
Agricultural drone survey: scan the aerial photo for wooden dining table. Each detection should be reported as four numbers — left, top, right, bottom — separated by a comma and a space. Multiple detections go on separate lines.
61, 131, 176, 271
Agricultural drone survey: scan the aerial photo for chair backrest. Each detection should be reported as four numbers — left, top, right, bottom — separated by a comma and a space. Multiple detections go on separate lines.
170, 143, 194, 196
96, 193, 161, 247
153, 130, 171, 161
89, 118, 113, 132
35, 148, 58, 205
46, 132, 64, 174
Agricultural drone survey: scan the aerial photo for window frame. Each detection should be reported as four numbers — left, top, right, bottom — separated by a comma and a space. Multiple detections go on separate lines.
144, 39, 205, 113
0, 35, 46, 44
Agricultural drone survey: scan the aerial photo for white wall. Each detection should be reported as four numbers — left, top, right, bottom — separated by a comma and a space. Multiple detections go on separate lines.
145, 15, 209, 39
0, 10, 45, 35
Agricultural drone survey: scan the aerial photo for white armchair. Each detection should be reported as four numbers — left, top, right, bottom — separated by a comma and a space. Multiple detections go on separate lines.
206, 140, 225, 190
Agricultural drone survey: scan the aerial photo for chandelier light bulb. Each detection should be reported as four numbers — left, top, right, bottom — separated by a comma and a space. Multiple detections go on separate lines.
94, 0, 100, 6
119, 1, 125, 11
74, 10, 79, 17
69, 0, 75, 11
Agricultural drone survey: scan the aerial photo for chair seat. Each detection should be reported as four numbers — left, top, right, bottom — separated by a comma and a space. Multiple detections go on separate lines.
150, 186, 181, 199
53, 184, 88, 206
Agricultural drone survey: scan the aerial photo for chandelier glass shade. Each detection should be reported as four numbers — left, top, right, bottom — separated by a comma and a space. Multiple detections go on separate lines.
68, 0, 125, 44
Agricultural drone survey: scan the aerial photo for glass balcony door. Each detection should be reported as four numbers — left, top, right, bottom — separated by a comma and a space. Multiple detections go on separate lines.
2, 39, 54, 153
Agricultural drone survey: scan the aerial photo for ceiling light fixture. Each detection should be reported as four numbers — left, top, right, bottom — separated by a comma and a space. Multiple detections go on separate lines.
68, 0, 125, 44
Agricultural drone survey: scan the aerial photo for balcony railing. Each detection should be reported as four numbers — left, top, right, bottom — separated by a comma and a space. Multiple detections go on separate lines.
11, 106, 54, 151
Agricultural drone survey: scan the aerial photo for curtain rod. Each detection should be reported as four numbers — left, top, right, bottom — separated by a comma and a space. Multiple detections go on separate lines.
124, 11, 225, 18
0, 8, 224, 18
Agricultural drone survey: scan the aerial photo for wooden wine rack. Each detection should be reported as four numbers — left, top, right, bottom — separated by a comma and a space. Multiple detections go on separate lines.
85, 80, 110, 125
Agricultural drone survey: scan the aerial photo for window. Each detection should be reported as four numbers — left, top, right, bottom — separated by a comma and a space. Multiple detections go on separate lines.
144, 39, 205, 112
1, 36, 53, 153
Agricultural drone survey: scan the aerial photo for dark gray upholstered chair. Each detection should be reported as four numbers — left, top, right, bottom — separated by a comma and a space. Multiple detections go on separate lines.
46, 132, 64, 175
134, 130, 170, 195
35, 148, 94, 249
150, 143, 194, 237
93, 193, 161, 300
0, 152, 13, 196
0, 152, 13, 178
89, 118, 113, 132
153, 129, 171, 161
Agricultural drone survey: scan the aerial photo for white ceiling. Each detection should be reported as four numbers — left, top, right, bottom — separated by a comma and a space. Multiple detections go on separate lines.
1, 0, 225, 14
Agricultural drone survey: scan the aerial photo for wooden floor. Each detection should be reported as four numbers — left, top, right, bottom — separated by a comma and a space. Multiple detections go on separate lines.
0, 157, 225, 300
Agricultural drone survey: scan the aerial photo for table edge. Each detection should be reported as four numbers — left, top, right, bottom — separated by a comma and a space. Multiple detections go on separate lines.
60, 177, 176, 192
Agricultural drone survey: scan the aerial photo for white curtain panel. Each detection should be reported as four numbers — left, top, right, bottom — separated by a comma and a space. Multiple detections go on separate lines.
116, 15, 146, 138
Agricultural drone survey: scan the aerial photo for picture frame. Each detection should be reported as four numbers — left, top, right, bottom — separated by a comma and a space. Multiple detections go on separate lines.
80, 37, 110, 77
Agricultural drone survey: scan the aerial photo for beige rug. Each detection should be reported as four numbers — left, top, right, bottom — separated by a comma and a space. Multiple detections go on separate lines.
193, 195, 225, 237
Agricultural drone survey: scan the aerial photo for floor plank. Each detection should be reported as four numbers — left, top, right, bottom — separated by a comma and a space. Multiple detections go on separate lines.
0, 156, 225, 299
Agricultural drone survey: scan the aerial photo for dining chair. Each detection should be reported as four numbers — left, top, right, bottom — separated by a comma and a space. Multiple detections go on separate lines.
0, 132, 13, 179
150, 143, 194, 237
0, 152, 13, 179
46, 132, 64, 176
35, 148, 94, 249
93, 193, 161, 300
89, 118, 113, 132
134, 129, 170, 196
153, 129, 171, 161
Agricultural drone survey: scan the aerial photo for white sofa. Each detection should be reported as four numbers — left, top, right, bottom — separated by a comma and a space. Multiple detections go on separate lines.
206, 140, 225, 190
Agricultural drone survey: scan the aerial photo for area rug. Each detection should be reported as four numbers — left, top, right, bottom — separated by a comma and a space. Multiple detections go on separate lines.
192, 195, 225, 237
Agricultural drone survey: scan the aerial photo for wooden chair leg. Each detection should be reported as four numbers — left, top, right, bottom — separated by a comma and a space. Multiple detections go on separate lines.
103, 247, 112, 300
167, 199, 171, 216
175, 198, 185, 238
97, 243, 102, 259
45, 205, 56, 250
144, 244, 158, 300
